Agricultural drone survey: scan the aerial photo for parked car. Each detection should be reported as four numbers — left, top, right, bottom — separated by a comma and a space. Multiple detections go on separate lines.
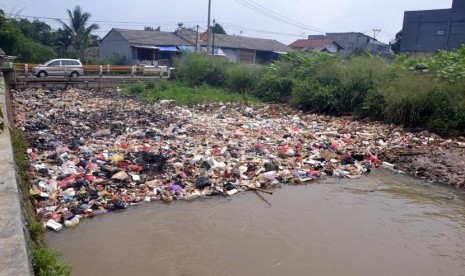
33, 58, 84, 77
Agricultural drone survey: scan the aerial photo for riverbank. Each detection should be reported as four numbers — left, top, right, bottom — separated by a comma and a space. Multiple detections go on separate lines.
11, 88, 465, 230
384, 145, 465, 189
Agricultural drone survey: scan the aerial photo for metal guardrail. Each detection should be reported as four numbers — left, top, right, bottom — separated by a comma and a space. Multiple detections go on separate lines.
11, 63, 170, 77
7, 63, 172, 90
13, 63, 143, 76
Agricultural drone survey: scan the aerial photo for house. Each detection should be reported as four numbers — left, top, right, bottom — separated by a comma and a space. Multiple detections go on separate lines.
98, 28, 193, 66
289, 39, 344, 54
400, 0, 465, 53
324, 32, 391, 57
175, 30, 292, 64
292, 33, 391, 57
98, 28, 292, 66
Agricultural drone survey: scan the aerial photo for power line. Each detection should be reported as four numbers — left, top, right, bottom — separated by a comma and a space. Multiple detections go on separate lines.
232, 0, 326, 33
6, 12, 308, 40
5, 13, 205, 26
219, 22, 304, 37
240, 0, 327, 33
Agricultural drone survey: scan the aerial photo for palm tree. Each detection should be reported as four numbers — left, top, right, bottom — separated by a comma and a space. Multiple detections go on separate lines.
57, 5, 99, 61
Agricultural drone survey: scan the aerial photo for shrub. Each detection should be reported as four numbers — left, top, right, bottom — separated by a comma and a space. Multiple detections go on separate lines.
337, 56, 388, 113
382, 75, 441, 127
32, 246, 72, 276
425, 81, 465, 136
174, 53, 229, 87
87, 52, 126, 65
226, 65, 258, 93
252, 75, 293, 103
291, 81, 342, 114
128, 81, 144, 94
358, 89, 387, 120
279, 51, 340, 80
144, 81, 156, 90
314, 62, 342, 87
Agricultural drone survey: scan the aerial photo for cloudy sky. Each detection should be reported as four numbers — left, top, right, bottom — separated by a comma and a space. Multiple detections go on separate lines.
1, 0, 453, 44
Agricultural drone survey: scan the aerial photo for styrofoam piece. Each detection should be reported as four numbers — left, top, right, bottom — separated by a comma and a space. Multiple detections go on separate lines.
45, 219, 63, 232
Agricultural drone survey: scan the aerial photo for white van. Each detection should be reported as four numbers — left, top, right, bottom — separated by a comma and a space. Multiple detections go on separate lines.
33, 59, 84, 77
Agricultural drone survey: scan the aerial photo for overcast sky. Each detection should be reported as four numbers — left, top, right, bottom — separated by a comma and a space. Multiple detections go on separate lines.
1, 0, 453, 44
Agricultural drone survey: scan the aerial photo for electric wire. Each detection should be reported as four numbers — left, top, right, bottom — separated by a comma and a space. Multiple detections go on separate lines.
232, 0, 325, 33
235, 0, 327, 33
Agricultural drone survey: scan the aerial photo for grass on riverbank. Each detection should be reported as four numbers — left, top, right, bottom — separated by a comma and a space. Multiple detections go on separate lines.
11, 129, 72, 276
123, 81, 259, 105
123, 48, 465, 137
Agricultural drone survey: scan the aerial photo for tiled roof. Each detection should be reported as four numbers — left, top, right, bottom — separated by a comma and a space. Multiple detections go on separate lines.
104, 28, 292, 53
289, 39, 338, 50
176, 30, 292, 52
111, 28, 192, 46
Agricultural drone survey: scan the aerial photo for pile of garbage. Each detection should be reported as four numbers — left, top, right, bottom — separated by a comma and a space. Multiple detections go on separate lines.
12, 88, 454, 231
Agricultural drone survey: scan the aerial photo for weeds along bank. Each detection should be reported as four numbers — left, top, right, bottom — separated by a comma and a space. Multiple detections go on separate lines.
11, 130, 72, 276
150, 49, 465, 137
1, 78, 71, 274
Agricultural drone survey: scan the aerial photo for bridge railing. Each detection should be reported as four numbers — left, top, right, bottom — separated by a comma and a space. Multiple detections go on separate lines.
12, 63, 153, 77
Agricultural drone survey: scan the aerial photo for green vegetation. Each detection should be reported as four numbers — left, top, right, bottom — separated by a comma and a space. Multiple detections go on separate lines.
124, 81, 259, 105
0, 7, 99, 63
0, 11, 57, 63
126, 48, 465, 137
56, 5, 100, 61
174, 53, 229, 87
122, 53, 260, 105
87, 52, 126, 65
11, 129, 72, 276
4, 2, 462, 136
283, 50, 465, 136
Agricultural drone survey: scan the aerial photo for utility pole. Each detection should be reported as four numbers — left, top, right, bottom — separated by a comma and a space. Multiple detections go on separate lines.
196, 25, 199, 53
212, 19, 215, 55
372, 28, 381, 52
206, 0, 211, 55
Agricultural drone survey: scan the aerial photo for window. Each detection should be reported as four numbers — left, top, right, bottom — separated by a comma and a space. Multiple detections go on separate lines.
49, 61, 61, 66
61, 60, 72, 65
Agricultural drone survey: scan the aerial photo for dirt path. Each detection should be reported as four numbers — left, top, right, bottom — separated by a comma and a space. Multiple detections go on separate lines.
383, 145, 465, 190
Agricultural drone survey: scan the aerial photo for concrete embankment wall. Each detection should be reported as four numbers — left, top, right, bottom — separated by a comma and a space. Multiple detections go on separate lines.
0, 74, 33, 275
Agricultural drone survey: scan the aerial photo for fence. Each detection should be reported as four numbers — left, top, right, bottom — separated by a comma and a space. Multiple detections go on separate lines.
12, 63, 169, 77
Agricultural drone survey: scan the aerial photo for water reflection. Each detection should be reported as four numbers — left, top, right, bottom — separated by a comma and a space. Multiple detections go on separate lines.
46, 170, 465, 276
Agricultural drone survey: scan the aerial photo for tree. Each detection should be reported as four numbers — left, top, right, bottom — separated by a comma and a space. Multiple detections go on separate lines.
0, 10, 56, 62
144, 26, 161, 31
391, 31, 402, 54
57, 5, 99, 61
212, 22, 227, 35
177, 22, 191, 31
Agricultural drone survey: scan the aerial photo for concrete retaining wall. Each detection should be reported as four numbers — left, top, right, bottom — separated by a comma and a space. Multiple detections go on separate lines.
0, 74, 33, 275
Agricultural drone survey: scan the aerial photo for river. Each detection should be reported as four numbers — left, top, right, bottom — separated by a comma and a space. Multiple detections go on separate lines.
46, 169, 465, 276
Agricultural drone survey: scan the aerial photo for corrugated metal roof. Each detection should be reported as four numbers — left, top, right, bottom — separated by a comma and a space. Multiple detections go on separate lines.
113, 28, 192, 46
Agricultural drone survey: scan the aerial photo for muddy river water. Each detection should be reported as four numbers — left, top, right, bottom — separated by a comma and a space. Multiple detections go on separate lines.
46, 170, 465, 276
